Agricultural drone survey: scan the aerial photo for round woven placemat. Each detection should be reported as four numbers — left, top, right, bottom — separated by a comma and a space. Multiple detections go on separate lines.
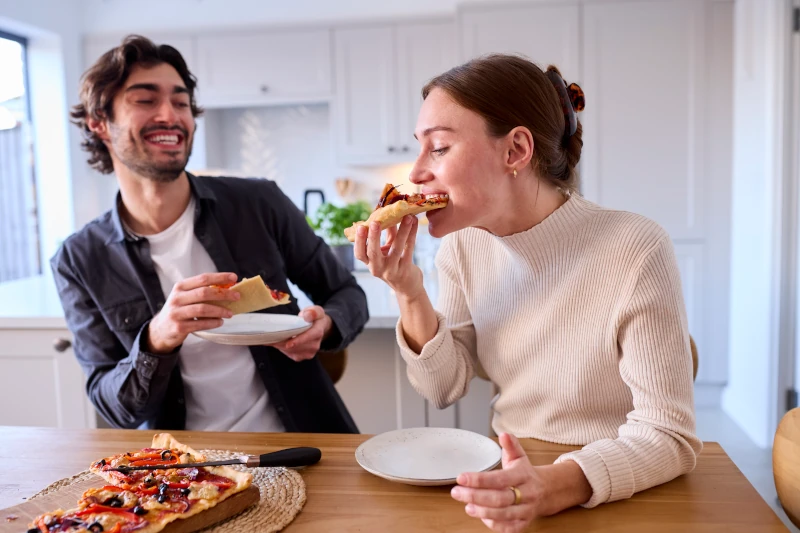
30, 450, 306, 533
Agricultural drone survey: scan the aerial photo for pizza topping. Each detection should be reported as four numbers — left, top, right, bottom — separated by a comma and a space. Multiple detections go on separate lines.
131, 506, 148, 517
188, 482, 220, 501
270, 289, 287, 301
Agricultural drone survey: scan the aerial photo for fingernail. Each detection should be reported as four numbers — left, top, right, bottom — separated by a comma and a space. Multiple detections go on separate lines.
287, 343, 294, 349
225, 311, 233, 318
228, 273, 237, 280
233, 292, 241, 299
451, 487, 461, 498
358, 226, 367, 236
370, 222, 380, 231
465, 504, 475, 515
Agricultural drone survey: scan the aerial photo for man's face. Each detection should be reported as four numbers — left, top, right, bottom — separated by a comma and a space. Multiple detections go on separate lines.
101, 62, 195, 182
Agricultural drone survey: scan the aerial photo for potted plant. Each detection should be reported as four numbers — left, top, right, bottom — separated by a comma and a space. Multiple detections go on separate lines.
307, 201, 371, 271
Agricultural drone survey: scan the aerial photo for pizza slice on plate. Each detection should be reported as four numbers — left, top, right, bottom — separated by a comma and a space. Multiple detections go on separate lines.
209, 275, 291, 315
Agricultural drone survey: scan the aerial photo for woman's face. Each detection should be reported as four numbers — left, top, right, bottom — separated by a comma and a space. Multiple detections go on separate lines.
410, 88, 508, 238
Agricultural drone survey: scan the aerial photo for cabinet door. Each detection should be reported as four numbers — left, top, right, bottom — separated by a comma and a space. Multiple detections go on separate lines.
195, 29, 332, 108
459, 3, 580, 81
0, 329, 96, 428
581, 0, 703, 238
333, 26, 397, 165
395, 21, 458, 154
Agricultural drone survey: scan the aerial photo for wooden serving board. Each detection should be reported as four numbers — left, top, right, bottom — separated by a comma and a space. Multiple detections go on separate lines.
0, 475, 260, 533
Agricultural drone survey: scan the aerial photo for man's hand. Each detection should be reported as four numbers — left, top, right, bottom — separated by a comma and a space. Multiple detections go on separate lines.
272, 306, 333, 362
146, 272, 240, 354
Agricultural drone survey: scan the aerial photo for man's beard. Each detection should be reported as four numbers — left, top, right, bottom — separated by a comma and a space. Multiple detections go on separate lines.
110, 124, 192, 183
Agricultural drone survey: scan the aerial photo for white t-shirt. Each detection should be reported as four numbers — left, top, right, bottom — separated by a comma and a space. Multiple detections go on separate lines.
129, 197, 285, 432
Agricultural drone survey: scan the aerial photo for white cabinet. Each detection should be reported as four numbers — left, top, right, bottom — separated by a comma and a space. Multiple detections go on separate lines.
0, 328, 97, 429
337, 329, 495, 436
459, 3, 580, 81
194, 29, 333, 108
333, 21, 456, 166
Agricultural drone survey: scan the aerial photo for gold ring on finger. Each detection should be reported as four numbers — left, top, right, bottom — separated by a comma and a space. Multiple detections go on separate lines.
509, 486, 522, 505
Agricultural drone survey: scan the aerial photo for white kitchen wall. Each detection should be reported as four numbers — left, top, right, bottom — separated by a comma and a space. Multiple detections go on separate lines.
724, 0, 794, 448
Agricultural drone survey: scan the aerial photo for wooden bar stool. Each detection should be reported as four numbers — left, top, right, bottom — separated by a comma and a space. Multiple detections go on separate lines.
774, 407, 800, 528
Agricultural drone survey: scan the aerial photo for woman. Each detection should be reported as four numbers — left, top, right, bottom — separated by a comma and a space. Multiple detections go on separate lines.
354, 54, 701, 532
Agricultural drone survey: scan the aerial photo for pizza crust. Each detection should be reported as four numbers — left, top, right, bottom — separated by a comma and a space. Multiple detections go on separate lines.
208, 276, 291, 315
344, 197, 448, 242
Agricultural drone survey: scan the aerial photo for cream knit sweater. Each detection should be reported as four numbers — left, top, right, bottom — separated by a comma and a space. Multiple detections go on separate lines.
396, 193, 702, 508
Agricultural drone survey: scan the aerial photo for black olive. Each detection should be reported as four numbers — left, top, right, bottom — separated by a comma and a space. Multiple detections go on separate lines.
88, 521, 104, 532
99, 459, 106, 466
27, 529, 40, 533
105, 496, 123, 508
158, 483, 168, 494
160, 450, 172, 460
180, 487, 191, 496
132, 506, 148, 516
157, 493, 167, 504
143, 475, 155, 486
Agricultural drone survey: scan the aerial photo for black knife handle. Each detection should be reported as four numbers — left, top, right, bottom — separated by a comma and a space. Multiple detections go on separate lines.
252, 447, 321, 468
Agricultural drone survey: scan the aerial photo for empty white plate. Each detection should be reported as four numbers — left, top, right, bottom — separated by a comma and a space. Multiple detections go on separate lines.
355, 427, 502, 486
192, 313, 312, 346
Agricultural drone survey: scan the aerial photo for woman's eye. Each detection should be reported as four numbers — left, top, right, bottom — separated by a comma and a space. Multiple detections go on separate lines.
432, 147, 449, 156
175, 102, 190, 108
136, 100, 154, 104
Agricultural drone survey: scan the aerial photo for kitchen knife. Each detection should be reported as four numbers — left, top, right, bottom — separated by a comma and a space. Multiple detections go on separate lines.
107, 447, 321, 472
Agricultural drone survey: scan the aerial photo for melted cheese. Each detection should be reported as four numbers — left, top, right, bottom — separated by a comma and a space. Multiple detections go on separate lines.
188, 482, 220, 501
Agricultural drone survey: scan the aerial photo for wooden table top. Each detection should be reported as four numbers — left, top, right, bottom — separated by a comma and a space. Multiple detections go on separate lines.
0, 427, 787, 532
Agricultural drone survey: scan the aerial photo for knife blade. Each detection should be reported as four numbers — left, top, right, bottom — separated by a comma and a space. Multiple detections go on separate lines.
106, 447, 321, 472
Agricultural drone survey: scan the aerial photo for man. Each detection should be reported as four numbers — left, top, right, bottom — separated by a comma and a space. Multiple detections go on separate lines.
51, 34, 368, 433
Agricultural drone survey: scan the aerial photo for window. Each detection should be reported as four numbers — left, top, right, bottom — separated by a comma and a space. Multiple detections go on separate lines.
0, 30, 39, 283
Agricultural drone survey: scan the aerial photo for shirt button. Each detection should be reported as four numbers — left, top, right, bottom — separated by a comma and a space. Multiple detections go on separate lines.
124, 317, 130, 324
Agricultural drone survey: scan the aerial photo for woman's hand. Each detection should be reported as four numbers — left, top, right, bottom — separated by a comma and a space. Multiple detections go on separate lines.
354, 215, 424, 300
450, 433, 593, 533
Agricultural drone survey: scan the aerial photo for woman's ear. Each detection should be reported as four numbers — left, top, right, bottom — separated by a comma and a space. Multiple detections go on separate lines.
504, 126, 534, 175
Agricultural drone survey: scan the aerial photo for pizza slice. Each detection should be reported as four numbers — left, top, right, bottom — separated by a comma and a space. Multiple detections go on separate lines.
29, 434, 253, 533
208, 276, 291, 315
344, 183, 449, 242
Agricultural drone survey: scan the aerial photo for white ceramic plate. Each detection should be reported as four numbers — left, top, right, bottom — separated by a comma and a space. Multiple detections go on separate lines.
355, 427, 502, 486
192, 313, 312, 346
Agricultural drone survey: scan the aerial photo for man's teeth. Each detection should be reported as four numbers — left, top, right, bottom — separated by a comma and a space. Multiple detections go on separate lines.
147, 134, 180, 145
425, 193, 448, 199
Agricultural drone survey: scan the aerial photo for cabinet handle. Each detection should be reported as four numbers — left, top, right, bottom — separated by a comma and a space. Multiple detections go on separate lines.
260, 85, 269, 93
53, 337, 72, 352
388, 146, 396, 153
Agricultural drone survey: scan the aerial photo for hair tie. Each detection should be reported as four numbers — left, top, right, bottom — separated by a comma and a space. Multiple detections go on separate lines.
545, 67, 585, 138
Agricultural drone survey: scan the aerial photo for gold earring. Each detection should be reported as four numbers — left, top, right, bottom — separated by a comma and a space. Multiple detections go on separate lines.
513, 169, 518, 178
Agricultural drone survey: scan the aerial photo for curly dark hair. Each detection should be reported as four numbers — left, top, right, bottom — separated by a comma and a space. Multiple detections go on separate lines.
70, 34, 203, 174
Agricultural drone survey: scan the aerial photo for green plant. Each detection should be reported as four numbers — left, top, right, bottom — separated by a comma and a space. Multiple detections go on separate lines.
308, 201, 371, 246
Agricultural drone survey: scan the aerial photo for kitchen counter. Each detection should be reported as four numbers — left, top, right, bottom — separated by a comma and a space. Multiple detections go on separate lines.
0, 272, 408, 330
